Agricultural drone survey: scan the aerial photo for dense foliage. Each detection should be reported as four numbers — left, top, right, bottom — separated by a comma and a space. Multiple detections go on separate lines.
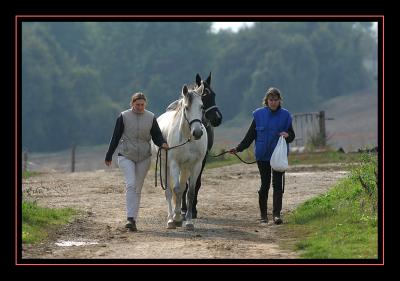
22, 22, 377, 151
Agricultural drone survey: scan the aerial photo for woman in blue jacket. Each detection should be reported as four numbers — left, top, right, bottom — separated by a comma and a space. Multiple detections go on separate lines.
230, 87, 295, 224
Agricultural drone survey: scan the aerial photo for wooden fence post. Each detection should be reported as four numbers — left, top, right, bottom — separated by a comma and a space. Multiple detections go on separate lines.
319, 111, 326, 146
23, 151, 28, 172
71, 144, 77, 173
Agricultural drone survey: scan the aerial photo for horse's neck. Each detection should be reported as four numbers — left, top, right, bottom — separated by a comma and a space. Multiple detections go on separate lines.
202, 115, 209, 126
205, 124, 214, 151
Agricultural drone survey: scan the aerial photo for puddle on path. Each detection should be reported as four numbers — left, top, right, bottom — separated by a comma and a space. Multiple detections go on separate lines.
55, 240, 99, 247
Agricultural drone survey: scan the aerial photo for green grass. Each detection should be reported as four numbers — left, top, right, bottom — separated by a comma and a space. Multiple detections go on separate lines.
289, 150, 362, 165
22, 201, 79, 244
22, 170, 41, 179
281, 153, 378, 258
205, 148, 363, 169
205, 148, 256, 169
22, 170, 79, 244
205, 155, 242, 169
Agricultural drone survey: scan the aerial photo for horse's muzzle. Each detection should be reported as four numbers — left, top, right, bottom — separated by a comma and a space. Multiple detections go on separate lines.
192, 129, 203, 140
207, 109, 222, 127
210, 117, 222, 127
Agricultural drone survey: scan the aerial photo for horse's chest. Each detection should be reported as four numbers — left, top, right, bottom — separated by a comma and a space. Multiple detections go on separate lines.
175, 144, 203, 163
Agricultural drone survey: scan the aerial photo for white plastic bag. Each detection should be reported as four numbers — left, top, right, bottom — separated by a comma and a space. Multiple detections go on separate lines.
270, 136, 288, 172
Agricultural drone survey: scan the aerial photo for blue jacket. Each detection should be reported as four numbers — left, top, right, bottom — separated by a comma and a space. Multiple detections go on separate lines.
253, 107, 292, 161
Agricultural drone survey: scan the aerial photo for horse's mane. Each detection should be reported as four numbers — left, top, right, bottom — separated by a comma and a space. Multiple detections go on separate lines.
167, 83, 199, 112
172, 90, 197, 123
187, 83, 198, 91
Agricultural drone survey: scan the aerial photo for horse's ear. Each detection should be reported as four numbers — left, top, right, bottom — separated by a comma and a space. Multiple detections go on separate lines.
182, 85, 189, 97
196, 74, 201, 86
206, 72, 212, 85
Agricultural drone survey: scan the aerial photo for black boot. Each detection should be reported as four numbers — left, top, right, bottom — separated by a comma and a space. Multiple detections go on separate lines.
125, 217, 137, 231
272, 171, 284, 224
258, 189, 268, 223
272, 190, 283, 222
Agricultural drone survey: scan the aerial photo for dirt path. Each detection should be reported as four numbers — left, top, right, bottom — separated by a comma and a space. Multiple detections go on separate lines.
22, 163, 349, 260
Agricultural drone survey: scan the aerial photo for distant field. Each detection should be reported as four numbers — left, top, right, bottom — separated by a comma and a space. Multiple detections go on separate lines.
24, 90, 377, 172
213, 89, 378, 153
24, 144, 112, 172
319, 89, 377, 152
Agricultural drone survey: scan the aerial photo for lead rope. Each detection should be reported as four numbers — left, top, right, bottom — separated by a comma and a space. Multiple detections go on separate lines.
210, 150, 257, 164
211, 149, 286, 194
210, 151, 285, 194
212, 150, 285, 193
155, 138, 191, 190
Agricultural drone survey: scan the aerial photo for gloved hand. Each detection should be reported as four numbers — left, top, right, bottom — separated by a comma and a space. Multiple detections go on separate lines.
229, 147, 237, 154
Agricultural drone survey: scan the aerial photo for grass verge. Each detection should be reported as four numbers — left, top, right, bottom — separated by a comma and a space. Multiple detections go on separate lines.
279, 153, 378, 258
22, 201, 79, 244
22, 170, 41, 179
205, 149, 363, 169
22, 172, 79, 245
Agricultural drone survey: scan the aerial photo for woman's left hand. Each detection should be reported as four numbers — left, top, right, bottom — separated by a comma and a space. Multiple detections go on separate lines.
280, 132, 289, 138
161, 143, 169, 150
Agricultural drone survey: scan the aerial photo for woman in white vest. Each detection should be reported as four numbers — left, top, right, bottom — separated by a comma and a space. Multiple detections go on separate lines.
229, 88, 295, 225
105, 92, 169, 231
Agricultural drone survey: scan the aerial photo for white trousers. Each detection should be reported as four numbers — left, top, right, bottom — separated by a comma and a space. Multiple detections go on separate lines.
118, 155, 151, 221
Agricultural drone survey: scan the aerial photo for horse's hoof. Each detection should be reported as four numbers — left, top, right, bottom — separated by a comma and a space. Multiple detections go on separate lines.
185, 223, 194, 231
167, 221, 176, 229
174, 220, 183, 227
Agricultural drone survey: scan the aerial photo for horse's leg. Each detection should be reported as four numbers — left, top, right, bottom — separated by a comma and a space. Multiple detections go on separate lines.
168, 161, 184, 226
185, 162, 203, 231
181, 182, 189, 216
165, 187, 175, 229
192, 154, 207, 218
190, 125, 213, 217
173, 169, 189, 226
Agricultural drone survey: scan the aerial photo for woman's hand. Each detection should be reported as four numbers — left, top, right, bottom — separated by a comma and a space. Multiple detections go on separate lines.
229, 147, 237, 154
161, 143, 169, 150
105, 160, 112, 166
280, 132, 289, 138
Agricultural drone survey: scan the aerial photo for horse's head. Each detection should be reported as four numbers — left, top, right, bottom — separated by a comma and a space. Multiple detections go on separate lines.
181, 84, 205, 140
196, 72, 223, 127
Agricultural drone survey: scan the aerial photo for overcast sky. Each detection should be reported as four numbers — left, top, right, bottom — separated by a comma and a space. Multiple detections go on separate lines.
212, 22, 377, 34
211, 22, 254, 32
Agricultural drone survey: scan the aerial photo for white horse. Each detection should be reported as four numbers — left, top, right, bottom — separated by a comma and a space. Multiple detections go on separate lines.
156, 84, 207, 230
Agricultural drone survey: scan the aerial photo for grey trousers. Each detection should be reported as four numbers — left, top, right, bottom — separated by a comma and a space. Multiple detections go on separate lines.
118, 155, 151, 221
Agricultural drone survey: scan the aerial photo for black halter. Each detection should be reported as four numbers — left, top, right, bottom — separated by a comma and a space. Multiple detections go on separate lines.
203, 105, 219, 114
184, 107, 202, 128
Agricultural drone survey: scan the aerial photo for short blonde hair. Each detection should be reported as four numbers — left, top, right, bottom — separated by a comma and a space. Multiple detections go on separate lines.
130, 92, 147, 107
262, 87, 282, 106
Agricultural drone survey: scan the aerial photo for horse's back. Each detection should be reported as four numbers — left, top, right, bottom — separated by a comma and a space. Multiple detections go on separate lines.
157, 111, 177, 134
